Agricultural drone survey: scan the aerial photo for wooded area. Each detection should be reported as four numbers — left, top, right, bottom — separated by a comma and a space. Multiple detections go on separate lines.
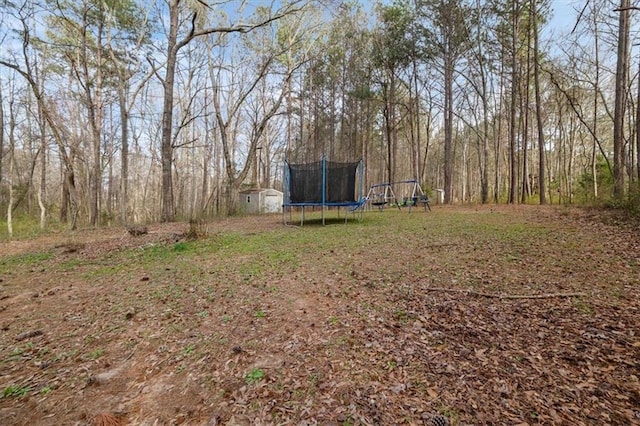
1, 0, 639, 231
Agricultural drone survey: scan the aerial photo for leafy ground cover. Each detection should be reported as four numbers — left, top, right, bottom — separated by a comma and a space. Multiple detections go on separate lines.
0, 205, 639, 425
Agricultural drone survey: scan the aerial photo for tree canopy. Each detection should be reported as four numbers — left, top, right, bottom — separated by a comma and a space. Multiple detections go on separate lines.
2, 0, 640, 229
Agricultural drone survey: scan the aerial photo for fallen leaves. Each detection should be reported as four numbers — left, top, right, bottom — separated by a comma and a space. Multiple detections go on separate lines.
1, 206, 639, 424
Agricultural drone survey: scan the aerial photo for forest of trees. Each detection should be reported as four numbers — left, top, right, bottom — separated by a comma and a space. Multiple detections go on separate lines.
1, 0, 640, 231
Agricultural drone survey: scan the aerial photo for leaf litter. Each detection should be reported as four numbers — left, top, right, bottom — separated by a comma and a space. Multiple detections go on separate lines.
0, 205, 638, 425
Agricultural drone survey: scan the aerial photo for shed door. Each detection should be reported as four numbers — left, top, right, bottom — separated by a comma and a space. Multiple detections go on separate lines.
263, 194, 282, 213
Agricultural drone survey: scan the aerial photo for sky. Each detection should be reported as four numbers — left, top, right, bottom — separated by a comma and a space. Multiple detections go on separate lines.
548, 0, 582, 35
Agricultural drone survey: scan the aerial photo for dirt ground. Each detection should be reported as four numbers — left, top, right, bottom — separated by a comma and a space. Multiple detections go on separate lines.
0, 205, 639, 425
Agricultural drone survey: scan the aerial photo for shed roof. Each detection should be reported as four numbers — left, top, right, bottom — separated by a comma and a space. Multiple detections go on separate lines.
239, 188, 283, 195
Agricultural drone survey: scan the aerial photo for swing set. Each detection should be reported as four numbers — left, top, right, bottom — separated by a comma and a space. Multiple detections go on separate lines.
366, 179, 431, 212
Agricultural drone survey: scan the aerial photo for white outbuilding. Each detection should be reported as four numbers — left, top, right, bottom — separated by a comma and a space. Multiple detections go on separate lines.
239, 188, 283, 214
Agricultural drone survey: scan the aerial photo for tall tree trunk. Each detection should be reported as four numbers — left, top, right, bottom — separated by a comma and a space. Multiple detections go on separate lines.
613, 0, 630, 198
119, 85, 130, 224
79, 5, 105, 227
413, 61, 422, 183
509, 0, 519, 204
160, 0, 180, 222
592, 4, 600, 199
479, 60, 490, 204
420, 97, 432, 187
636, 59, 640, 186
7, 151, 14, 237
201, 86, 212, 214
636, 60, 640, 183
0, 84, 4, 184
495, 45, 506, 203
7, 94, 16, 236
444, 55, 454, 203
383, 81, 394, 184
390, 72, 397, 183
521, 27, 531, 204
532, 0, 546, 204
0, 85, 4, 186
37, 103, 47, 229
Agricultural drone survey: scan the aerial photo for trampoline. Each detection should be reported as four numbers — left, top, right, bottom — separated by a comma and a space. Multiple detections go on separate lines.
283, 155, 366, 225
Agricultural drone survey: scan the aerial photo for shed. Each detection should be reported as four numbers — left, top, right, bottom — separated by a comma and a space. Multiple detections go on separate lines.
239, 188, 283, 214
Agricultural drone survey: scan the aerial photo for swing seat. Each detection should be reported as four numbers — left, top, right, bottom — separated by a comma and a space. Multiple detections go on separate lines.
417, 195, 431, 211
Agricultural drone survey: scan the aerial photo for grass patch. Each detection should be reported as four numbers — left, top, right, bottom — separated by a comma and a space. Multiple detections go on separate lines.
85, 348, 105, 360
245, 368, 265, 384
0, 252, 53, 273
2, 385, 30, 398
0, 217, 66, 241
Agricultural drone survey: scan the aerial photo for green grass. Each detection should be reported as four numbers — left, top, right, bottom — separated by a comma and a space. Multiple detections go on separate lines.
85, 348, 105, 360
245, 368, 265, 384
0, 216, 66, 241
2, 385, 30, 398
0, 252, 53, 273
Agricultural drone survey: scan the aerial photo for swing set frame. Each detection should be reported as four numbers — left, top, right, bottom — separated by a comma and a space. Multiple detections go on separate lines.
366, 179, 431, 212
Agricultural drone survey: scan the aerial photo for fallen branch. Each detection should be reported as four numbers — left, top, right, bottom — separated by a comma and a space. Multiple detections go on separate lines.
424, 287, 586, 300
15, 330, 43, 341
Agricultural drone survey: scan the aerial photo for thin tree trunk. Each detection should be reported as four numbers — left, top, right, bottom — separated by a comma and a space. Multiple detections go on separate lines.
7, 152, 14, 237
7, 95, 16, 236
81, 7, 105, 227
532, 0, 546, 204
0, 85, 3, 186
613, 0, 630, 198
593, 7, 600, 198
521, 27, 531, 204
636, 59, 640, 183
509, 0, 519, 204
420, 98, 432, 187
495, 45, 506, 203
413, 61, 422, 183
383, 81, 393, 184
444, 55, 454, 203
390, 72, 397, 183
37, 103, 47, 229
480, 60, 490, 204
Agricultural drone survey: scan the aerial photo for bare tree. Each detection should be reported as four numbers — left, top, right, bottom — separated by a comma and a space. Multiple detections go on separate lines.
158, 0, 304, 222
210, 34, 301, 214
0, 10, 81, 229
104, 3, 153, 225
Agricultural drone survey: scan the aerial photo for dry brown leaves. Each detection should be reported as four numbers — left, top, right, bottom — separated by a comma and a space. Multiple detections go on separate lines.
0, 206, 639, 425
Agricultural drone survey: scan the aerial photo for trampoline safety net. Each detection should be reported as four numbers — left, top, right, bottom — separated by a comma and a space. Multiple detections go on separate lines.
288, 160, 359, 203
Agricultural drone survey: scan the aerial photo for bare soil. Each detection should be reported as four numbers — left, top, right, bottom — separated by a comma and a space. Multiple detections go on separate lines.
0, 205, 639, 425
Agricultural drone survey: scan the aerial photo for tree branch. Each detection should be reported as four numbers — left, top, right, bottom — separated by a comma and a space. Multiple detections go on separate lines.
424, 287, 587, 300
614, 7, 640, 12
176, 3, 305, 52
541, 65, 613, 176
